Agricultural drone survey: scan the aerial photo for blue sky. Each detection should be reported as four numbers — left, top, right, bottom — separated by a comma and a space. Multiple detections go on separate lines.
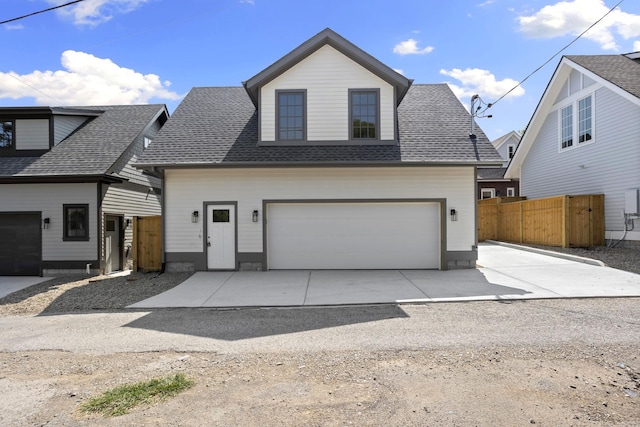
1, 0, 639, 140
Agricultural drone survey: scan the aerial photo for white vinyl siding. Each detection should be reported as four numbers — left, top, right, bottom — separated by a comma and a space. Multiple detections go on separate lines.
521, 85, 640, 235
15, 119, 49, 150
260, 45, 395, 142
164, 166, 475, 254
0, 183, 97, 261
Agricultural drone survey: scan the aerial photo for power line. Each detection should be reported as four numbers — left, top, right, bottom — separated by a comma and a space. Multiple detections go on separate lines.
486, 0, 626, 111
0, 0, 87, 26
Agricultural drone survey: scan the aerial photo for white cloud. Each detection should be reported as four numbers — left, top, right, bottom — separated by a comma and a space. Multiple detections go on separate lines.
393, 38, 434, 55
4, 24, 24, 31
518, 0, 640, 51
634, 40, 640, 51
47, 0, 151, 27
440, 68, 525, 101
0, 50, 181, 105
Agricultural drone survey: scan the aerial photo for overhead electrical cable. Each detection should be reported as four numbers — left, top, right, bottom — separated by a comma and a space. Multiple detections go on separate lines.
484, 0, 626, 112
0, 0, 87, 26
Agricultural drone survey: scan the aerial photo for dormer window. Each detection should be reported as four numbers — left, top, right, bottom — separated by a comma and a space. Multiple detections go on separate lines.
277, 90, 306, 141
0, 120, 13, 149
350, 89, 379, 140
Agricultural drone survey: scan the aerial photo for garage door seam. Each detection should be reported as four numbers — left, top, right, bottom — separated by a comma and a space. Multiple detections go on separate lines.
302, 271, 312, 305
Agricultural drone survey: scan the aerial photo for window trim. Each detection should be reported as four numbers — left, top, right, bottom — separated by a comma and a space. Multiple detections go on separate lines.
507, 144, 515, 159
506, 187, 515, 197
349, 88, 380, 141
558, 93, 595, 152
480, 188, 496, 200
275, 89, 306, 142
63, 204, 90, 241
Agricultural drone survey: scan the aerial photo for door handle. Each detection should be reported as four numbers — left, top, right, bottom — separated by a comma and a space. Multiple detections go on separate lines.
207, 237, 211, 247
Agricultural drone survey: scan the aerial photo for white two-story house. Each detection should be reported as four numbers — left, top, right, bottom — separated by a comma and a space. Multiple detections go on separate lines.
137, 28, 502, 272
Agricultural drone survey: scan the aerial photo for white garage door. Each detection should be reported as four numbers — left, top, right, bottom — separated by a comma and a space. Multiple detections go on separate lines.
267, 202, 441, 269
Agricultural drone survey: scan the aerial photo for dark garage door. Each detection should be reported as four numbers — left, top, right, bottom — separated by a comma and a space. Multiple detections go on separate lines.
0, 213, 41, 276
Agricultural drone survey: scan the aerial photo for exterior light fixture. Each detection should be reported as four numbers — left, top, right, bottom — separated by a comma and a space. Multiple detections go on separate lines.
450, 209, 458, 222
43, 217, 50, 229
192, 210, 199, 223
125, 218, 132, 228
252, 210, 259, 222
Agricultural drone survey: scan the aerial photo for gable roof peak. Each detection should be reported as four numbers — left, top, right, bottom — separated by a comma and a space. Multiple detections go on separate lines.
243, 28, 412, 107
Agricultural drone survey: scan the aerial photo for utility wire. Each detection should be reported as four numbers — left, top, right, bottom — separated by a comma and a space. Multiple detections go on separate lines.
486, 0, 626, 110
0, 0, 87, 26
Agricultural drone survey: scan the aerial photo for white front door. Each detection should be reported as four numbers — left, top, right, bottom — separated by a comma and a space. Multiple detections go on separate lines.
105, 216, 120, 274
207, 205, 236, 270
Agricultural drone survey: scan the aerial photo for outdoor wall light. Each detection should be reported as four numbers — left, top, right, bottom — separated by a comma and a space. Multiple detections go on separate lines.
125, 218, 132, 228
192, 210, 199, 223
43, 217, 50, 229
450, 209, 458, 222
252, 210, 259, 222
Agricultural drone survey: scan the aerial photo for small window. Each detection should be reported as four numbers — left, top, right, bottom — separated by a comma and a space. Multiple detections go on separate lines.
64, 204, 89, 241
578, 96, 592, 144
560, 105, 573, 149
212, 209, 230, 223
481, 188, 495, 200
507, 187, 515, 197
350, 90, 379, 140
0, 120, 13, 149
143, 137, 152, 149
507, 144, 515, 159
277, 91, 305, 141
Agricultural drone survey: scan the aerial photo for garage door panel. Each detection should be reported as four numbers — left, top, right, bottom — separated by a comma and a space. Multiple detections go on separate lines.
0, 213, 41, 276
267, 202, 440, 270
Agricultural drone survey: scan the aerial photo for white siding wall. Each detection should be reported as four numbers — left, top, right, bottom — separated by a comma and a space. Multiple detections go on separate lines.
261, 45, 395, 142
0, 183, 98, 260
15, 119, 49, 150
165, 167, 475, 254
53, 115, 89, 145
521, 85, 640, 238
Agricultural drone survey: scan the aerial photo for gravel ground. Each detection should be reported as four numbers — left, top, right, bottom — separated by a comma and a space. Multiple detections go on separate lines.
0, 244, 637, 316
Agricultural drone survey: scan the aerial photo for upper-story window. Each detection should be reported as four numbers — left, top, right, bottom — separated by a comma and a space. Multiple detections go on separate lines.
507, 144, 515, 159
350, 89, 379, 140
559, 94, 593, 151
0, 120, 13, 149
276, 90, 306, 141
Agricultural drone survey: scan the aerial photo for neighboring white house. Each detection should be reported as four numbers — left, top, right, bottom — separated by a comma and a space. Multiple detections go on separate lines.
477, 130, 521, 199
0, 105, 168, 275
137, 28, 502, 272
506, 52, 640, 247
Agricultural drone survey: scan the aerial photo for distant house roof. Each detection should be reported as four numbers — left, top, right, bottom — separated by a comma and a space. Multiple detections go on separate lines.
477, 167, 507, 180
136, 84, 503, 169
0, 104, 168, 181
243, 28, 413, 107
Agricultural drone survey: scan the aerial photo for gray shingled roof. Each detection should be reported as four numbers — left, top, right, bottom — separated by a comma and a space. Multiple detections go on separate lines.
566, 54, 640, 99
0, 104, 166, 178
137, 84, 502, 167
477, 167, 507, 180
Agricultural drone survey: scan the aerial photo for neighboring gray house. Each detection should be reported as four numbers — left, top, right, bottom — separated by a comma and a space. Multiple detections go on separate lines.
0, 105, 168, 275
477, 130, 521, 199
136, 28, 502, 272
506, 52, 640, 247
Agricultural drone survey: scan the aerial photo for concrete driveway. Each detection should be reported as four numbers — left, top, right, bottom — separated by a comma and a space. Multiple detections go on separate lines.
129, 242, 640, 308
0, 276, 51, 300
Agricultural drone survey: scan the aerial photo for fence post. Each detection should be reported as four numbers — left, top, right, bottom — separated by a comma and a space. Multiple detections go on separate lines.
132, 217, 138, 272
562, 196, 569, 248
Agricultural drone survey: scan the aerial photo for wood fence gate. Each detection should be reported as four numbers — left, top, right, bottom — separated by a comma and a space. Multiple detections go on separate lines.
133, 216, 162, 272
478, 195, 605, 248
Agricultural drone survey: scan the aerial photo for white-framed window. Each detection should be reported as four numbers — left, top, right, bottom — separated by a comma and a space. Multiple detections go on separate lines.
481, 188, 495, 199
144, 137, 152, 149
507, 187, 515, 197
559, 94, 593, 151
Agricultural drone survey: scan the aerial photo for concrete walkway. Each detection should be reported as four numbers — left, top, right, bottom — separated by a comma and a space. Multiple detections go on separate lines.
0, 276, 51, 300
129, 242, 640, 308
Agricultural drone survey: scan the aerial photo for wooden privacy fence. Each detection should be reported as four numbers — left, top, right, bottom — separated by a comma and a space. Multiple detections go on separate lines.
478, 195, 605, 248
133, 216, 162, 272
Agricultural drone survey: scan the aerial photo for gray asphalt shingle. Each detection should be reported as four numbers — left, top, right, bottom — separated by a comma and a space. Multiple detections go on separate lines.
0, 104, 166, 178
138, 84, 502, 167
566, 54, 640, 99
